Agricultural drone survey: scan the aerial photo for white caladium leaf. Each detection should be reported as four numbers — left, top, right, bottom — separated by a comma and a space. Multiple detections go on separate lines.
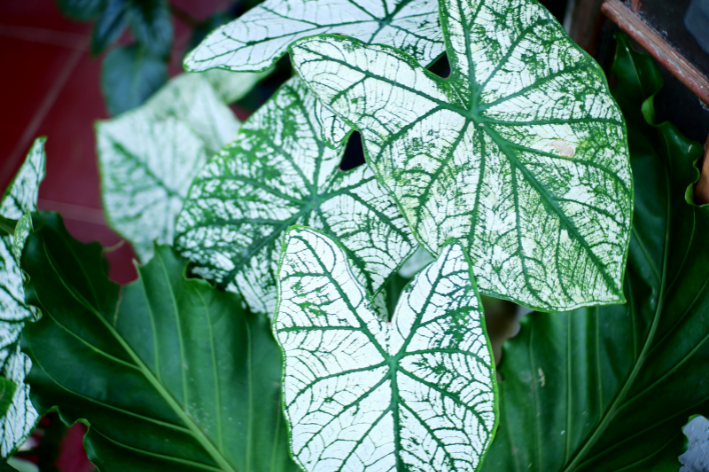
97, 72, 243, 262
275, 227, 497, 471
398, 246, 435, 278
291, 0, 633, 311
0, 138, 45, 456
175, 77, 416, 317
184, 0, 443, 74
202, 68, 273, 104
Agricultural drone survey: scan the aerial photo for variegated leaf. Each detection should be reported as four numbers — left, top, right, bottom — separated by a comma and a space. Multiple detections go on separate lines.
0, 138, 45, 457
275, 227, 497, 471
175, 77, 416, 317
399, 246, 435, 278
97, 72, 243, 262
184, 0, 443, 74
291, 0, 633, 311
202, 68, 272, 105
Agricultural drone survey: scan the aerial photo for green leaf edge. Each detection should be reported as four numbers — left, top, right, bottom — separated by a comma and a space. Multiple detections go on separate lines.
273, 224, 500, 471
19, 212, 246, 472
288, 30, 634, 313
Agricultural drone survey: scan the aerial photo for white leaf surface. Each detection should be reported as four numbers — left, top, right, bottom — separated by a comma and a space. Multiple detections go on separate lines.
0, 138, 45, 457
275, 227, 497, 471
291, 0, 633, 311
97, 72, 242, 262
176, 78, 416, 316
184, 0, 443, 73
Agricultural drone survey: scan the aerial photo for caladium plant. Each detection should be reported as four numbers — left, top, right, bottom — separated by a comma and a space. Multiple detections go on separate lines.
290, 0, 633, 313
175, 77, 416, 317
0, 0, 705, 468
0, 138, 45, 458
275, 227, 497, 471
480, 33, 709, 472
96, 69, 264, 262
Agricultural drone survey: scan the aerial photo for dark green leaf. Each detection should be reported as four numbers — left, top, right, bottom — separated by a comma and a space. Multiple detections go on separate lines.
101, 44, 167, 116
480, 33, 709, 472
0, 380, 16, 420
126, 0, 173, 58
21, 213, 298, 472
91, 0, 128, 56
0, 218, 15, 238
55, 0, 103, 21
0, 458, 22, 472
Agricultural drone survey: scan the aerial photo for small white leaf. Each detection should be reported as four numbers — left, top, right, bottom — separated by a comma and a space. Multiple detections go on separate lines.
176, 78, 416, 316
275, 227, 497, 471
0, 138, 44, 457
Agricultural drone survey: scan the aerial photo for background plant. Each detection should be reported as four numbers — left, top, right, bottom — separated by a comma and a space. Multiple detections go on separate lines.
0, 0, 706, 471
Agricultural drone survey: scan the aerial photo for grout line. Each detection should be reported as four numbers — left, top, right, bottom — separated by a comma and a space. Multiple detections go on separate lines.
1, 43, 86, 184
0, 23, 87, 49
37, 199, 107, 225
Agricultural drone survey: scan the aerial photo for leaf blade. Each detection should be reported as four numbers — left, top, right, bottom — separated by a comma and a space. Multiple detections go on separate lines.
183, 0, 443, 73
479, 33, 709, 472
97, 72, 243, 261
175, 77, 416, 317
22, 213, 298, 472
291, 0, 633, 312
275, 226, 497, 471
0, 138, 45, 457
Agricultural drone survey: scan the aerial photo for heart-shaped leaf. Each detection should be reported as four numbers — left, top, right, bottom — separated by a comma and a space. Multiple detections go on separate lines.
291, 0, 633, 312
21, 213, 299, 472
480, 34, 709, 471
97, 72, 243, 262
183, 0, 443, 73
275, 226, 497, 471
0, 138, 45, 457
101, 44, 168, 116
175, 78, 416, 316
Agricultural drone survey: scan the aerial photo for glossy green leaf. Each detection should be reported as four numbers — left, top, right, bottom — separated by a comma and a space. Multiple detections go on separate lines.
291, 0, 633, 312
91, 0, 128, 56
97, 72, 241, 262
0, 381, 16, 421
480, 33, 709, 471
175, 78, 416, 316
0, 139, 45, 457
275, 227, 497, 471
55, 0, 103, 20
126, 0, 173, 58
101, 44, 167, 116
21, 213, 298, 472
183, 0, 443, 73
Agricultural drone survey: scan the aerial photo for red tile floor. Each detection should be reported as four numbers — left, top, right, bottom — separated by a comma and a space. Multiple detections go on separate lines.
0, 1, 234, 468
1, 0, 232, 284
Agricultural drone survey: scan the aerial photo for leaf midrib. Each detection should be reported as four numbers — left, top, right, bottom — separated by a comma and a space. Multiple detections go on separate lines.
40, 235, 237, 472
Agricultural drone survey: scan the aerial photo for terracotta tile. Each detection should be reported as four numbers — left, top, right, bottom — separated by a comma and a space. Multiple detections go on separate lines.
0, 0, 92, 36
0, 36, 84, 187
34, 53, 106, 208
